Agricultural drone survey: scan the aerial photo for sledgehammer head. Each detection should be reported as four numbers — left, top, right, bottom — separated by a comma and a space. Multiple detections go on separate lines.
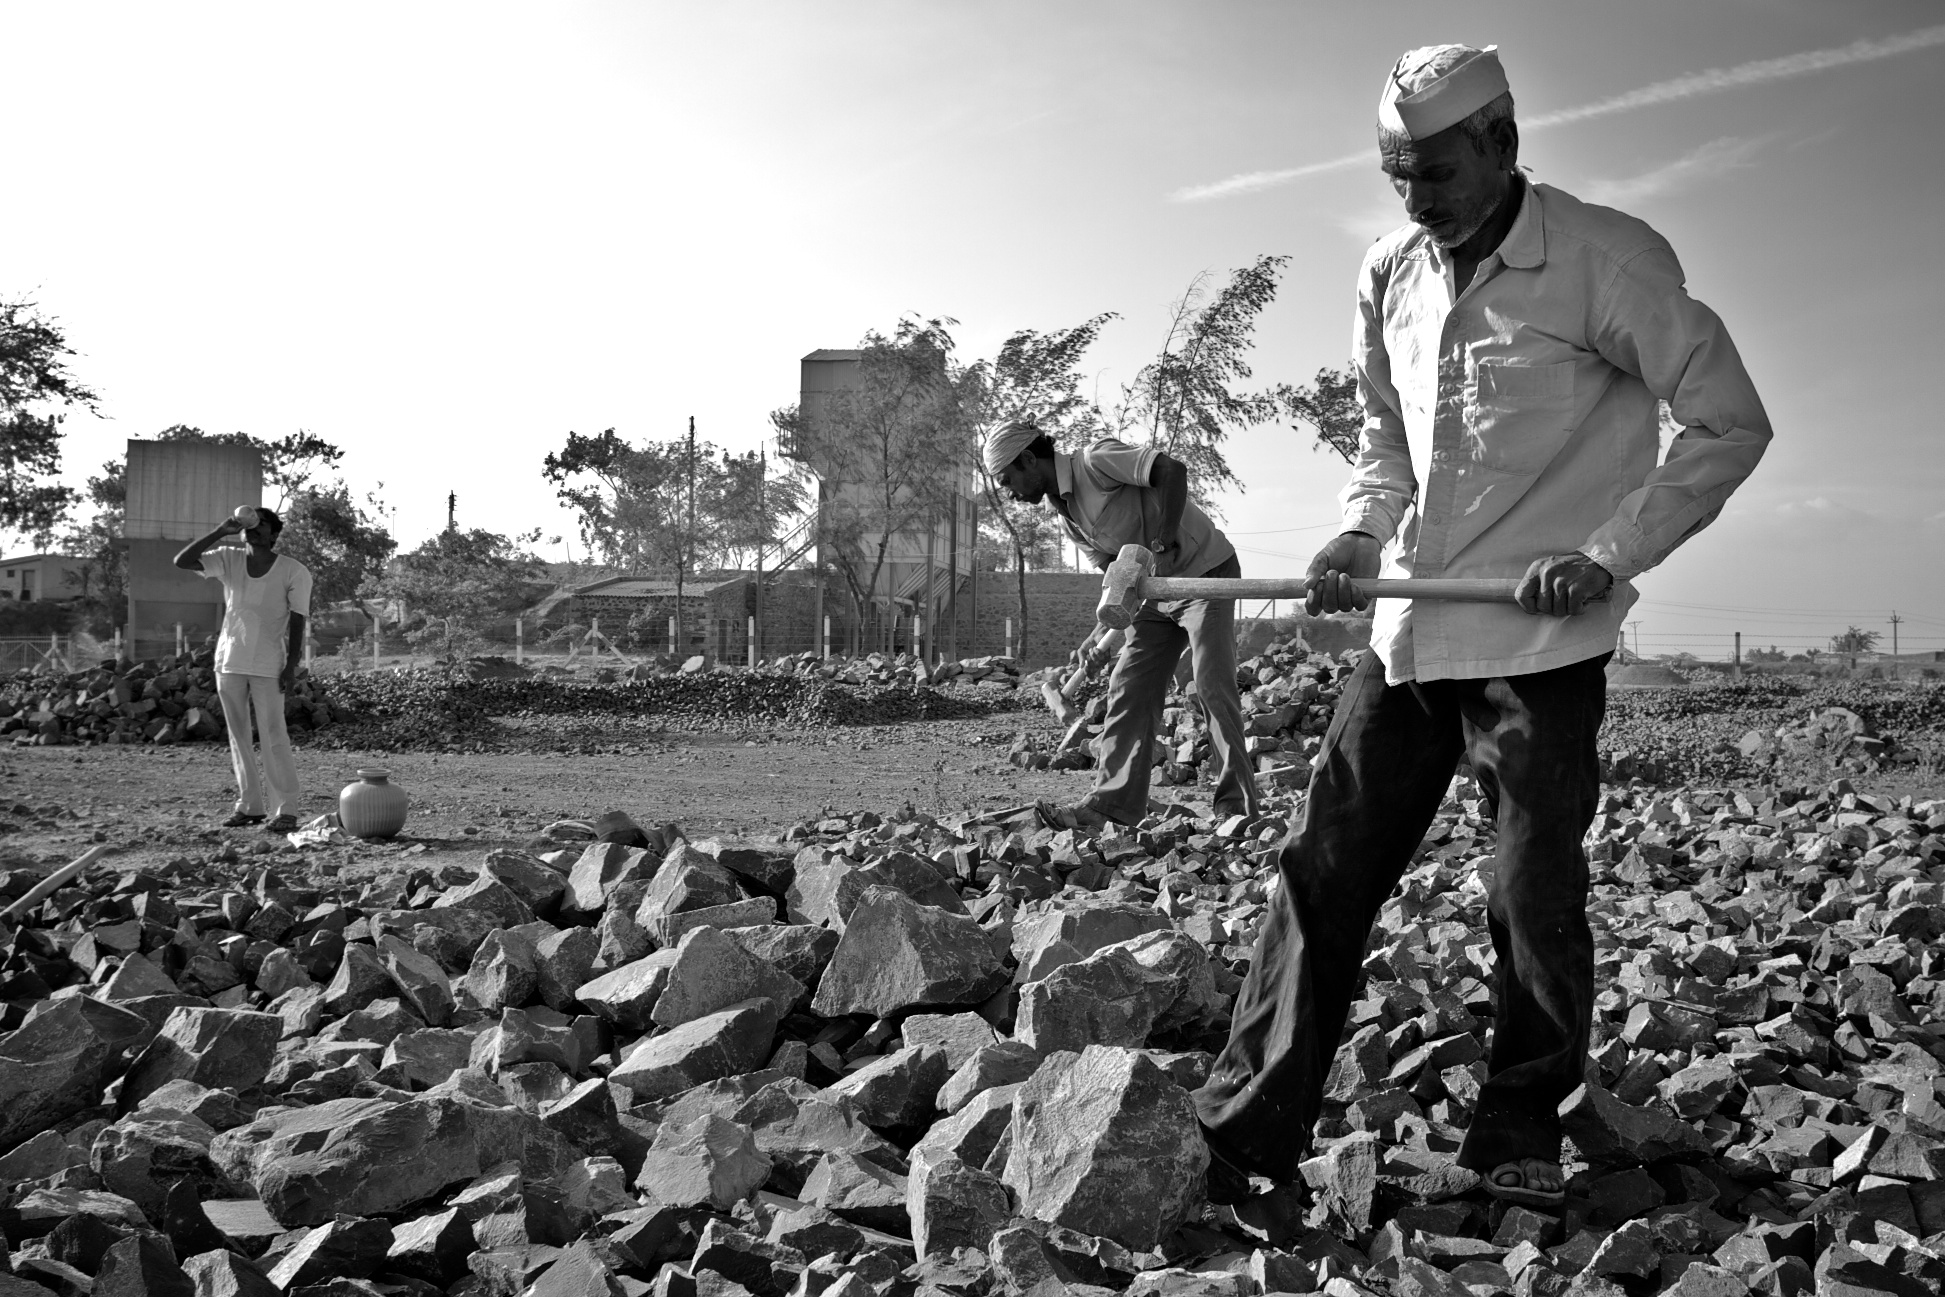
1097, 544, 1154, 630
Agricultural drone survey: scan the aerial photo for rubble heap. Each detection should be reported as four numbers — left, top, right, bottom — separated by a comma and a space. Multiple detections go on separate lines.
0, 653, 1029, 752
1, 772, 1942, 1295
0, 655, 340, 748
1012, 643, 1945, 790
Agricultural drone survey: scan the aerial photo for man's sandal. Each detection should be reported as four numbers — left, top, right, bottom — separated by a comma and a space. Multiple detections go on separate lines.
1485, 1159, 1566, 1208
264, 814, 299, 834
221, 812, 265, 828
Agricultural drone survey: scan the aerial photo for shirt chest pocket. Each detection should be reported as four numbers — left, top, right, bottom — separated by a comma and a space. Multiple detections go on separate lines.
1467, 360, 1577, 475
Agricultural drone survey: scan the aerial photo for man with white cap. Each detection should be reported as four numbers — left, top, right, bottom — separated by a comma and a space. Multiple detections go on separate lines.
1195, 44, 1770, 1212
986, 422, 1259, 830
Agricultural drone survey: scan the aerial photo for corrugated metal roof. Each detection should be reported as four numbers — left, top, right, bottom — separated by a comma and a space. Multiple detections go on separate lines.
802, 349, 862, 362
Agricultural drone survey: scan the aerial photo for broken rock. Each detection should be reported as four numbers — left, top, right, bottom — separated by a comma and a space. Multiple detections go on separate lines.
810, 886, 1008, 1019
649, 925, 805, 1029
1013, 945, 1172, 1056
118, 1006, 283, 1111
635, 1115, 772, 1210
1003, 1045, 1208, 1251
608, 998, 780, 1101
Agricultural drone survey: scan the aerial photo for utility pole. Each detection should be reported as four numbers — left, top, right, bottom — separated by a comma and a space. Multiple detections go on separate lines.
1890, 610, 1901, 662
753, 446, 765, 666
679, 416, 695, 660
1627, 621, 1641, 661
1733, 631, 1742, 678
446, 491, 456, 532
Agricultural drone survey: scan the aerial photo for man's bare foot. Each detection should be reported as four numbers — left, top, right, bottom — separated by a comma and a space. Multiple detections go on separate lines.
1485, 1157, 1565, 1207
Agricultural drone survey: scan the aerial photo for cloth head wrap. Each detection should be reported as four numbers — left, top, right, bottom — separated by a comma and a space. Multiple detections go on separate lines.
1378, 44, 1509, 140
982, 422, 1041, 477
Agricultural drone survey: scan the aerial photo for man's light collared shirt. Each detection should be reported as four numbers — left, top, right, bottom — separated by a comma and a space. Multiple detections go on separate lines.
1343, 180, 1771, 684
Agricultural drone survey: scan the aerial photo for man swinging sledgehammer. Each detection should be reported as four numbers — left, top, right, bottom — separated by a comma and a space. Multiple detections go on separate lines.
985, 421, 1260, 831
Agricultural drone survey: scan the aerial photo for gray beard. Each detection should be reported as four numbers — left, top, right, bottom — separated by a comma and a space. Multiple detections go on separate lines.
1427, 190, 1501, 249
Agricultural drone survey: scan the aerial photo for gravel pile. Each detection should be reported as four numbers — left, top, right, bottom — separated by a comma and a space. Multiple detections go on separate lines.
1013, 643, 1945, 791
0, 653, 1033, 754
0, 771, 1941, 1295
0, 657, 341, 748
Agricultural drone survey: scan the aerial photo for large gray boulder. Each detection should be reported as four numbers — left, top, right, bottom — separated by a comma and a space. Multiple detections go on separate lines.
89, 1110, 223, 1217
725, 925, 837, 1000
607, 998, 780, 1102
1010, 899, 1172, 985
635, 1114, 772, 1210
635, 845, 743, 933
573, 949, 677, 1032
810, 886, 1008, 1019
118, 1007, 283, 1112
649, 926, 805, 1029
209, 1087, 576, 1226
561, 842, 658, 920
1013, 945, 1174, 1055
0, 998, 148, 1150
1002, 1046, 1208, 1251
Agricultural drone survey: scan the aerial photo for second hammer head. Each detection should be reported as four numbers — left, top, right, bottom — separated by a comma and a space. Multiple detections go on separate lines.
1096, 544, 1155, 631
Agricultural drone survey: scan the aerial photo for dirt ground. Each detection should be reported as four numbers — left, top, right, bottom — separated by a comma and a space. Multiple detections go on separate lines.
0, 713, 1096, 881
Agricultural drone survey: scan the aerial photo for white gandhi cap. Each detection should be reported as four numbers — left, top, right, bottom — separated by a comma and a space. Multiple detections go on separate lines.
1378, 44, 1510, 141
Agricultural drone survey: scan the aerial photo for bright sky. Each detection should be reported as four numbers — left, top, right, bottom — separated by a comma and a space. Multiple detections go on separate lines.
5, 1, 1942, 658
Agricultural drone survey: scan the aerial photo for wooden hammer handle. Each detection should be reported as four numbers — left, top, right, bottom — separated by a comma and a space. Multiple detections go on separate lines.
1135, 576, 1522, 602
0, 843, 112, 923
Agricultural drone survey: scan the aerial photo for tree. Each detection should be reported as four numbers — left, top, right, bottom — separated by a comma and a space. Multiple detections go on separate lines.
278, 482, 396, 605
1285, 367, 1361, 464
1830, 626, 1880, 655
544, 427, 810, 654
544, 429, 701, 574
1747, 645, 1786, 663
1114, 255, 1292, 505
964, 314, 1116, 661
362, 528, 544, 661
774, 318, 974, 654
59, 459, 126, 633
1, 297, 97, 545
712, 447, 811, 571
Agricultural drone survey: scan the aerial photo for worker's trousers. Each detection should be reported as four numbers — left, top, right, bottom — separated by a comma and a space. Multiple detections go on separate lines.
1086, 555, 1260, 825
1194, 649, 1607, 1180
215, 673, 302, 820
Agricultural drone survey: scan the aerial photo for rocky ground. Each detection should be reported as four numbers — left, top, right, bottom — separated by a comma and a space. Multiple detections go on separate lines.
0, 646, 1942, 1297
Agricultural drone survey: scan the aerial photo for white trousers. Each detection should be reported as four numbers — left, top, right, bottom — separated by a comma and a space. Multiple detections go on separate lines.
215, 673, 301, 818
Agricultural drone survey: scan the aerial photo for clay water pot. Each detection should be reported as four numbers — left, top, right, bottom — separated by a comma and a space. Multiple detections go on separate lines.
339, 768, 409, 839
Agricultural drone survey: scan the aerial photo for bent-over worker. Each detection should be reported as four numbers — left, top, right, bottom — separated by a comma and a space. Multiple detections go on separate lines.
175, 508, 314, 833
1194, 43, 1771, 1215
986, 422, 1260, 829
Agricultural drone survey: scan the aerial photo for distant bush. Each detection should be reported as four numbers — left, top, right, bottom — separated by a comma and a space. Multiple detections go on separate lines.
0, 601, 79, 636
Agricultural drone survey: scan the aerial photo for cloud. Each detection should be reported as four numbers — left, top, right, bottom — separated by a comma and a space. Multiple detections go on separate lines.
1522, 24, 1945, 128
1585, 135, 1769, 206
1169, 152, 1368, 203
1170, 22, 1945, 203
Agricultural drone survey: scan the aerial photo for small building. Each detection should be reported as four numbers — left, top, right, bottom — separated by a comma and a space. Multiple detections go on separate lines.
0, 554, 87, 602
796, 349, 980, 658
123, 439, 263, 658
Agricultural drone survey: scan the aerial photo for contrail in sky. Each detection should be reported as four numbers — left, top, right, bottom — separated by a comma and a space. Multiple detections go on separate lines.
1169, 23, 1945, 202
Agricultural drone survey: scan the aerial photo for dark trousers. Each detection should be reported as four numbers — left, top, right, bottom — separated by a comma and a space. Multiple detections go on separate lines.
1086, 555, 1260, 824
1194, 649, 1608, 1179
